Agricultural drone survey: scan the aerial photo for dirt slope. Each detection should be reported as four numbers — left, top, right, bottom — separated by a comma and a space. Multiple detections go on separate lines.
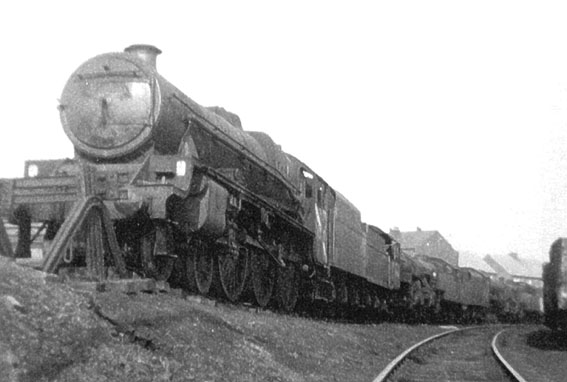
0, 257, 445, 381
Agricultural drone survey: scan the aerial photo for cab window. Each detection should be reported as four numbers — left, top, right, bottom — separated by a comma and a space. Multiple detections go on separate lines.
317, 186, 323, 207
305, 183, 313, 198
301, 169, 314, 198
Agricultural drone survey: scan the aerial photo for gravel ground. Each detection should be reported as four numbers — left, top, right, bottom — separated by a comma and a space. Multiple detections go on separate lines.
497, 326, 567, 382
0, 257, 450, 381
88, 292, 447, 382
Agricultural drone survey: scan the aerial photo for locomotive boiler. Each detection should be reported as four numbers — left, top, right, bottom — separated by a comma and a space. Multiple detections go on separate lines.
60, 44, 302, 217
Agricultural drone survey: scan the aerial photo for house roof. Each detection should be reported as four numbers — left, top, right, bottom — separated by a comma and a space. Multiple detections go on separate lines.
458, 251, 496, 274
483, 255, 509, 276
393, 229, 437, 249
484, 253, 542, 279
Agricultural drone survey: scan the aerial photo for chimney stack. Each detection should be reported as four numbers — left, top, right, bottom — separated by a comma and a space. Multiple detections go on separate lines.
508, 252, 520, 261
389, 227, 401, 240
124, 44, 162, 69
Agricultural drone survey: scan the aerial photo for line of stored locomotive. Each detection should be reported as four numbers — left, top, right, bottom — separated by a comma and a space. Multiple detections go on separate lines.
0, 45, 541, 323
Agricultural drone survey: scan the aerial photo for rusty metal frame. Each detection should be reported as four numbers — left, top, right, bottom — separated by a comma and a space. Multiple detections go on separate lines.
42, 196, 127, 278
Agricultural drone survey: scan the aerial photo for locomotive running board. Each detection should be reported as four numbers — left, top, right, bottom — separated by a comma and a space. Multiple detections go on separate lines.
42, 196, 127, 279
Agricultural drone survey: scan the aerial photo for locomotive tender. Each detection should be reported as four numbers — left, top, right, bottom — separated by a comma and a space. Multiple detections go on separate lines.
0, 45, 539, 321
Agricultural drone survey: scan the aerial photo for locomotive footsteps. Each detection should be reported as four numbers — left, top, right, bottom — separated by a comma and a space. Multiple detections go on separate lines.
139, 227, 175, 282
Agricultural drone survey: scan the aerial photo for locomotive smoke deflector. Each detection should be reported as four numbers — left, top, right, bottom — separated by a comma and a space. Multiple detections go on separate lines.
124, 44, 162, 69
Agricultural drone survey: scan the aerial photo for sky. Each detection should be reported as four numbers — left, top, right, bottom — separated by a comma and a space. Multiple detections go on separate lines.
1, 1, 566, 262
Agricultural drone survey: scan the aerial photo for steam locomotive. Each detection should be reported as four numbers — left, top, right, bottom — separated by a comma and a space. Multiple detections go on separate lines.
0, 45, 541, 322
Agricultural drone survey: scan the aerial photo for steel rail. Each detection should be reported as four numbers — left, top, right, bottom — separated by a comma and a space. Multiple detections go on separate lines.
491, 329, 528, 382
372, 326, 461, 382
373, 325, 516, 382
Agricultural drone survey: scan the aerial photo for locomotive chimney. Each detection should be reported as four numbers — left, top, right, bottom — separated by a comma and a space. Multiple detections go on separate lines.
124, 44, 162, 69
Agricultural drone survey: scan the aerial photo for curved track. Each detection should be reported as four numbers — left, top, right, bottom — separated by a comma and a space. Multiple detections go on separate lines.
373, 326, 528, 382
491, 329, 528, 382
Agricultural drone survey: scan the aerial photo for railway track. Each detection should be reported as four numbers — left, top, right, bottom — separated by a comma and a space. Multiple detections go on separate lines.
374, 326, 528, 382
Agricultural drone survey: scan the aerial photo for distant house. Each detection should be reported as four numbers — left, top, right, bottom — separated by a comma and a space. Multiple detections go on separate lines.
459, 251, 497, 276
483, 252, 542, 288
389, 227, 459, 266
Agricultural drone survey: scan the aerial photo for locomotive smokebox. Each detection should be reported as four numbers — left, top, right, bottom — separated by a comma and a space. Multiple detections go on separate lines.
125, 44, 162, 69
